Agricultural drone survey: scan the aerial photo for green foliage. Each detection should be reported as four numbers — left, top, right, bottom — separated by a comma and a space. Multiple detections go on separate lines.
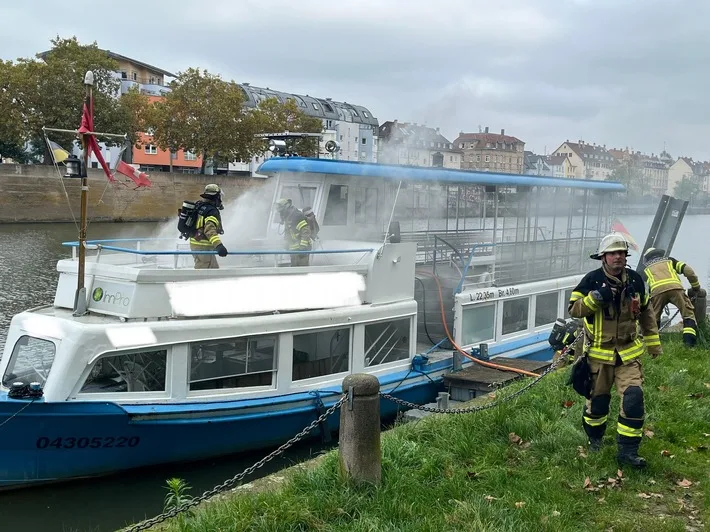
673, 176, 701, 202
150, 333, 710, 531
254, 97, 324, 156
163, 477, 195, 530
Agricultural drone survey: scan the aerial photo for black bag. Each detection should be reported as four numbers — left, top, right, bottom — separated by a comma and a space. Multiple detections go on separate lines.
567, 355, 593, 399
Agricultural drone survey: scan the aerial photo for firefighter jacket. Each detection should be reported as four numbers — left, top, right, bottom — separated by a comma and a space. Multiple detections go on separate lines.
284, 209, 312, 251
189, 201, 223, 249
568, 266, 661, 364
643, 257, 700, 296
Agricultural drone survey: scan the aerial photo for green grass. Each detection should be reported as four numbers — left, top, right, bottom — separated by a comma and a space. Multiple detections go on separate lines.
146, 330, 710, 532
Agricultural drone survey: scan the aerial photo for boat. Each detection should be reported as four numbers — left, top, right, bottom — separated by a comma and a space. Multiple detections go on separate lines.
0, 152, 625, 489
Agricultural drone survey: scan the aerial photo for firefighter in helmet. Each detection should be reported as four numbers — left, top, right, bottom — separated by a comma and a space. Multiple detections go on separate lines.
302, 206, 320, 241
275, 198, 311, 266
189, 184, 228, 269
568, 232, 661, 468
642, 247, 702, 346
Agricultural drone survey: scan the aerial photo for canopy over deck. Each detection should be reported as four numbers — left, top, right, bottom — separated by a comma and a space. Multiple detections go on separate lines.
257, 157, 626, 192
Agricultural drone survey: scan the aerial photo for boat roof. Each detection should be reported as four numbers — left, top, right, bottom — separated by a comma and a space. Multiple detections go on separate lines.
257, 157, 626, 192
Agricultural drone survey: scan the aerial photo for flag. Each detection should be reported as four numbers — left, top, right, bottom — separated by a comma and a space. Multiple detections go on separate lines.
78, 96, 116, 183
116, 160, 152, 188
610, 218, 639, 250
47, 139, 69, 164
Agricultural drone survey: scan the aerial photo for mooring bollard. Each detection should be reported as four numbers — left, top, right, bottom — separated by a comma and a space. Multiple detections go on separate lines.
339, 373, 381, 486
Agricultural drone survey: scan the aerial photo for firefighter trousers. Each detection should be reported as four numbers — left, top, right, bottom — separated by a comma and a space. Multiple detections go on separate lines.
582, 356, 644, 446
190, 243, 220, 269
649, 288, 696, 345
290, 253, 310, 267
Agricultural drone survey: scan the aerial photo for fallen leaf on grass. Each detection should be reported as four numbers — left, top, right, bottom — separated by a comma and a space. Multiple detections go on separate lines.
617, 469, 624, 479
583, 477, 594, 490
658, 385, 670, 392
484, 495, 499, 502
466, 471, 480, 480
677, 479, 693, 488
688, 392, 705, 399
661, 450, 674, 458
551, 510, 561, 517
644, 429, 655, 438
638, 492, 652, 499
577, 446, 588, 458
650, 493, 664, 499
508, 432, 522, 445
704, 383, 710, 389
597, 497, 606, 503
562, 400, 575, 408
515, 501, 525, 508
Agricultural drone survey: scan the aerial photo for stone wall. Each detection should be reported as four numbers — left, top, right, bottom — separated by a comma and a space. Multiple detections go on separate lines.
0, 164, 267, 223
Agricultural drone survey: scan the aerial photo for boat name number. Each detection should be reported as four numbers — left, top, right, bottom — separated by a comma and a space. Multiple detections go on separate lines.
469, 287, 520, 302
35, 436, 140, 450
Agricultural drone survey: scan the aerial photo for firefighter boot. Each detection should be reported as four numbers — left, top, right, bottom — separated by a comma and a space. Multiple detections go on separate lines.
588, 437, 603, 452
617, 439, 647, 469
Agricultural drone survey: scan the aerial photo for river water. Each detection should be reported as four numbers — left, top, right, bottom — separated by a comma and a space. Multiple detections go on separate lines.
0, 215, 708, 531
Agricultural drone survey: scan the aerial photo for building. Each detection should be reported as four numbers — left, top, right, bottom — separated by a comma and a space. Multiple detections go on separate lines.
667, 157, 709, 197
453, 128, 525, 173
523, 151, 552, 176
376, 121, 461, 168
215, 84, 378, 175
609, 147, 672, 197
551, 140, 615, 180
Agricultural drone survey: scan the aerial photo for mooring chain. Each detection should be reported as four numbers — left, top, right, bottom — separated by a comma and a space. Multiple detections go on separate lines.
122, 394, 348, 532
381, 357, 564, 415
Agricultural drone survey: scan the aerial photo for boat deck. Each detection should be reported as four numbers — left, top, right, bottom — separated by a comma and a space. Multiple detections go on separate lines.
442, 358, 551, 400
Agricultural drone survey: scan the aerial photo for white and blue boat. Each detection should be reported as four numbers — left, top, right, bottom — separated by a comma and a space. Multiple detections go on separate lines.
0, 157, 624, 489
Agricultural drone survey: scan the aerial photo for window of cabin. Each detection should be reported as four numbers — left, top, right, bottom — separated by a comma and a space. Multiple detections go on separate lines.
2, 336, 56, 387
364, 318, 410, 366
278, 185, 318, 213
80, 349, 167, 393
323, 184, 348, 225
461, 304, 495, 345
293, 327, 350, 381
502, 297, 529, 335
535, 292, 559, 327
189, 335, 276, 390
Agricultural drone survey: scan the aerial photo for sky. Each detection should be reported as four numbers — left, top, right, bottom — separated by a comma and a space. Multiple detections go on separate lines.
3, 0, 710, 159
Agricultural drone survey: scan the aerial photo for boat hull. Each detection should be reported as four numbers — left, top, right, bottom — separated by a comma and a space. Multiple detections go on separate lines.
0, 375, 441, 490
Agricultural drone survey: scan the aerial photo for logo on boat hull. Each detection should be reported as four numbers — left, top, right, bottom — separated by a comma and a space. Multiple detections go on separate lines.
91, 286, 130, 307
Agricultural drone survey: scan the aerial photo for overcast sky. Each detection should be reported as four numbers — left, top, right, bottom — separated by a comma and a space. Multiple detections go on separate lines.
3, 0, 709, 159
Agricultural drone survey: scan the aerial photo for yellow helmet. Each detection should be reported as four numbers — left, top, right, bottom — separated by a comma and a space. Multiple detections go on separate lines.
590, 232, 630, 260
275, 198, 292, 212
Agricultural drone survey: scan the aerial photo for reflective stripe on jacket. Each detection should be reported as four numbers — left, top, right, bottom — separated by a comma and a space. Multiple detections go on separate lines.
189, 203, 223, 248
285, 211, 312, 251
568, 267, 661, 364
643, 257, 700, 296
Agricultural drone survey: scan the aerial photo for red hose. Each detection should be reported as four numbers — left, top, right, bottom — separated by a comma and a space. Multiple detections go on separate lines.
416, 270, 541, 378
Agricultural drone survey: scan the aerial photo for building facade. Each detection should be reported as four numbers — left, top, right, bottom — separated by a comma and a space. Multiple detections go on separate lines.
377, 121, 461, 168
453, 128, 525, 173
551, 140, 615, 180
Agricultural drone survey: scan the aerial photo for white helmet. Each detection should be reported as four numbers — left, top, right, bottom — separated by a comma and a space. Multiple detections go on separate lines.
590, 232, 630, 260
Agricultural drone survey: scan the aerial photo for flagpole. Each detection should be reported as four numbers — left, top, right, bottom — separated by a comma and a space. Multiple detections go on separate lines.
73, 71, 93, 316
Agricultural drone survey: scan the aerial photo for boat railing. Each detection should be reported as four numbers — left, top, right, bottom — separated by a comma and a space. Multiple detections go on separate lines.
61, 238, 378, 270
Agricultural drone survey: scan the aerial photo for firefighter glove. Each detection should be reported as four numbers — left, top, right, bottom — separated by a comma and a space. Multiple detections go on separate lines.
592, 284, 614, 305
216, 244, 228, 257
648, 344, 662, 359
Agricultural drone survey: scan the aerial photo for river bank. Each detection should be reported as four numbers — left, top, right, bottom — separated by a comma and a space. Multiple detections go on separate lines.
138, 330, 710, 532
0, 164, 265, 223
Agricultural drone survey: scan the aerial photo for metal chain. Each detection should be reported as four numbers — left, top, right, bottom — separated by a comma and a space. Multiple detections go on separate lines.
122, 394, 347, 532
381, 356, 564, 414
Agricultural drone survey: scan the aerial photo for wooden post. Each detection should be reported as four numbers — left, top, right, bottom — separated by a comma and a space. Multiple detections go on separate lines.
339, 374, 381, 486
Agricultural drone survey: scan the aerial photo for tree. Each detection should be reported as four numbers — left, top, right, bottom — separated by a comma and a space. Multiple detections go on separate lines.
149, 68, 261, 173
608, 162, 644, 200
0, 60, 27, 152
113, 87, 152, 151
12, 37, 128, 162
252, 98, 324, 156
674, 176, 700, 202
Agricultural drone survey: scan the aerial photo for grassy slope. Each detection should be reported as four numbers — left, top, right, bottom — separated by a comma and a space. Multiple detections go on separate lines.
154, 331, 710, 532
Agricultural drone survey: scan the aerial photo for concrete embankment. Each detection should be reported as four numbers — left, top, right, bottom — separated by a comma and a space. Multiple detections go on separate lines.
0, 164, 265, 223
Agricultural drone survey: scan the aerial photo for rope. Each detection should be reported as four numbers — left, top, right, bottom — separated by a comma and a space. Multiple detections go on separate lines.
0, 398, 36, 430
43, 133, 79, 231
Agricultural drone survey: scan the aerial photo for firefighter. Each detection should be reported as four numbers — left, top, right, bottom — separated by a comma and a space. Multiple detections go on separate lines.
189, 184, 228, 269
642, 248, 701, 346
568, 232, 661, 468
275, 198, 311, 266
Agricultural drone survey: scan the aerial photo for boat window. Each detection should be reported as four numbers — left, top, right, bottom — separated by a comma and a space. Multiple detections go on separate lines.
323, 185, 349, 226
461, 304, 495, 345
354, 187, 378, 223
279, 185, 318, 212
2, 336, 56, 387
502, 297, 529, 335
535, 292, 559, 327
293, 327, 350, 380
80, 350, 167, 393
189, 336, 276, 390
364, 318, 410, 367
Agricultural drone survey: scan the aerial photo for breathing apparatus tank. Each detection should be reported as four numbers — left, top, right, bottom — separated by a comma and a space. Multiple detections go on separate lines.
177, 200, 199, 240
548, 318, 580, 352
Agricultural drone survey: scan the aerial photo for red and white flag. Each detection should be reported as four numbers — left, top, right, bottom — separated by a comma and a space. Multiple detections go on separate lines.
115, 160, 152, 188
610, 218, 639, 250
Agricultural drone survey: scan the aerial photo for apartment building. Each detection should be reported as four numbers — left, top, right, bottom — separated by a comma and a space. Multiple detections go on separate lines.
377, 121, 461, 168
551, 140, 615, 180
453, 128, 525, 173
